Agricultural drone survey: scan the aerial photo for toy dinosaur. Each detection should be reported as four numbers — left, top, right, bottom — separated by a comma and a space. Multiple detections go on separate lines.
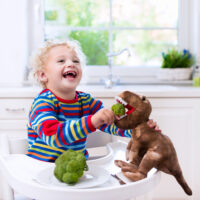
113, 91, 192, 196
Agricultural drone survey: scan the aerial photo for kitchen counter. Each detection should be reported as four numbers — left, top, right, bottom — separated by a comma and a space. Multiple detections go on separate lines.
0, 84, 200, 98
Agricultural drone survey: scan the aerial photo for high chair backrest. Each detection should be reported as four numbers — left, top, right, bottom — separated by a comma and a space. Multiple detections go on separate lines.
0, 134, 29, 200
0, 134, 28, 155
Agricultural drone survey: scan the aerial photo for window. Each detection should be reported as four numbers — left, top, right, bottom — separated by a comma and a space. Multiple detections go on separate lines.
29, 0, 197, 84
44, 0, 178, 67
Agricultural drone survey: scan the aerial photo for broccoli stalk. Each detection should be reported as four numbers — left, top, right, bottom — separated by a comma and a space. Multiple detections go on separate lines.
112, 103, 125, 116
54, 149, 88, 185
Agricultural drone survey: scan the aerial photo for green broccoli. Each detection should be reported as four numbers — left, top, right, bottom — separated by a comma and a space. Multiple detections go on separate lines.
112, 103, 125, 116
54, 149, 88, 185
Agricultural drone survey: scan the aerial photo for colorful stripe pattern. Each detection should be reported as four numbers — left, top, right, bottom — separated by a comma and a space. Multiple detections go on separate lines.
27, 89, 132, 162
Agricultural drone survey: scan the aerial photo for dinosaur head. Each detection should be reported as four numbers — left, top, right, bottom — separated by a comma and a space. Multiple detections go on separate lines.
114, 91, 152, 129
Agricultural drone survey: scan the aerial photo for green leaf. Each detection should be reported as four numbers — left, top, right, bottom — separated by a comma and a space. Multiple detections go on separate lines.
161, 48, 195, 68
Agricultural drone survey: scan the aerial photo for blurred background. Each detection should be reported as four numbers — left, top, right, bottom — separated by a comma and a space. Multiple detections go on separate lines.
0, 0, 199, 86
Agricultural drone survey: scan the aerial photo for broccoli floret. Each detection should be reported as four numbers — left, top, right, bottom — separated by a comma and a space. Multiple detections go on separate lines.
54, 149, 88, 185
112, 103, 125, 116
62, 172, 79, 184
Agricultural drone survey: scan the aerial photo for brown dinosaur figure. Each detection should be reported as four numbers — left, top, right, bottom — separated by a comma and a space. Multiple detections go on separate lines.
114, 91, 192, 196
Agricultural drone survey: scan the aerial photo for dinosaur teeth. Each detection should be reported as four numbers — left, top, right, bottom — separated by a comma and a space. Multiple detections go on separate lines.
118, 114, 128, 120
115, 96, 127, 106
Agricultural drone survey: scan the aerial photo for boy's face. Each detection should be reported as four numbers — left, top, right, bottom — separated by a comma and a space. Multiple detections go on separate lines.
40, 45, 82, 95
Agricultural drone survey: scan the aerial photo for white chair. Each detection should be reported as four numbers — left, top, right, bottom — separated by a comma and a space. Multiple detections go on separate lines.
0, 133, 161, 200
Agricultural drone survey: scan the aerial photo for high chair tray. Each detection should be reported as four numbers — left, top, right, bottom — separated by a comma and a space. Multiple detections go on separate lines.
0, 141, 160, 200
34, 164, 111, 189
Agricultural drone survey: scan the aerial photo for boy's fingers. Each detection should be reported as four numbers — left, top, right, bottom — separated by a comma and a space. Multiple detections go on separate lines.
148, 119, 156, 128
155, 126, 161, 132
147, 119, 153, 124
116, 115, 121, 120
147, 119, 153, 127
103, 112, 112, 125
147, 119, 161, 132
101, 109, 115, 125
107, 110, 115, 124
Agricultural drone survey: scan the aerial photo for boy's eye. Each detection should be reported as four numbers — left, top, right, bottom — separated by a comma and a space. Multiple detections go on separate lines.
73, 60, 80, 63
58, 59, 65, 63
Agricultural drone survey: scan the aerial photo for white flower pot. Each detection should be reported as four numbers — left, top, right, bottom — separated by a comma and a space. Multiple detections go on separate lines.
157, 68, 192, 81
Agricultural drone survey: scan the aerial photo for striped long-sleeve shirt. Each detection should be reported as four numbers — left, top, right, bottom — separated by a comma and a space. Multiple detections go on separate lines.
27, 89, 132, 162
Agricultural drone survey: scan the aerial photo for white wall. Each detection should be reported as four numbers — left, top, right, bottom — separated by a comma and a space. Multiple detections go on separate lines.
0, 0, 28, 86
179, 0, 200, 62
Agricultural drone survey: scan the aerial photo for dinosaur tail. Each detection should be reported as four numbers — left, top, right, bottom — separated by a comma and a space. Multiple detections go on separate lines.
174, 173, 192, 196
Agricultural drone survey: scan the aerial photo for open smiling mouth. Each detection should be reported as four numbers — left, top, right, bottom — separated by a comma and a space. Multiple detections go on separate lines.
63, 71, 77, 79
115, 96, 135, 119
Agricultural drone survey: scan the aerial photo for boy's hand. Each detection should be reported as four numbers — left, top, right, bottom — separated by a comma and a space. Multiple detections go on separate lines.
91, 108, 115, 128
147, 119, 161, 132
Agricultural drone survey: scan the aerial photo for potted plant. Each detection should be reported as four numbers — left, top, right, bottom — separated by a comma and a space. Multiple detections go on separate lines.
157, 49, 195, 80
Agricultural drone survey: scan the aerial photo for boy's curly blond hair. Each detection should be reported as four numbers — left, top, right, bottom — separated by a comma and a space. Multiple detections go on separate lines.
29, 39, 86, 88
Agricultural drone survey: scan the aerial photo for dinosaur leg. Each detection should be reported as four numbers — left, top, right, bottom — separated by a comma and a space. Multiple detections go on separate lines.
126, 139, 141, 166
126, 138, 133, 161
115, 160, 138, 172
122, 150, 162, 181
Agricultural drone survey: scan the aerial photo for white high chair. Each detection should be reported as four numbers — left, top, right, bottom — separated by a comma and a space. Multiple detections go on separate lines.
0, 134, 161, 200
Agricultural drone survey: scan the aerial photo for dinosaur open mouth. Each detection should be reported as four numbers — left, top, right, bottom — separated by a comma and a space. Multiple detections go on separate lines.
115, 96, 135, 119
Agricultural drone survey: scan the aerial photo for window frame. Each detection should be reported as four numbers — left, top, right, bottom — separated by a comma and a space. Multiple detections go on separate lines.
29, 0, 195, 84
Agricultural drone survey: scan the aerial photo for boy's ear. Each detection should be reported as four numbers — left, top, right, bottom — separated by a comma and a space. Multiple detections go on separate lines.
37, 71, 48, 83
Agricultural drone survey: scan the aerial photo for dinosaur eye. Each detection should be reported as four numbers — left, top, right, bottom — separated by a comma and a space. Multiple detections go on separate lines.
142, 96, 146, 101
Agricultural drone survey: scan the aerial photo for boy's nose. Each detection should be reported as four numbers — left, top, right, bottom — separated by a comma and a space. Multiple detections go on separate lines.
65, 60, 75, 67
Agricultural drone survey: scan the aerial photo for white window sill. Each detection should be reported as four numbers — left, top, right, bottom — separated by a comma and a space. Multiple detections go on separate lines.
80, 79, 193, 86
81, 65, 193, 86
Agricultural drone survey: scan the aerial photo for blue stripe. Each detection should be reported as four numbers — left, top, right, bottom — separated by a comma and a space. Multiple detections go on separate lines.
90, 100, 101, 113
80, 102, 90, 107
35, 100, 54, 108
31, 145, 64, 154
47, 136, 51, 146
57, 115, 67, 121
34, 105, 52, 111
36, 140, 68, 151
104, 125, 111, 135
112, 125, 115, 135
28, 139, 34, 145
31, 115, 42, 126
63, 115, 82, 119
70, 146, 85, 151
26, 154, 55, 163
63, 123, 74, 144
62, 110, 82, 114
73, 121, 81, 139
28, 149, 59, 158
60, 103, 80, 108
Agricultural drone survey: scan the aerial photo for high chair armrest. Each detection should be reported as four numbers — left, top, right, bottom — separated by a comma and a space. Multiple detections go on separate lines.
87, 146, 109, 160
